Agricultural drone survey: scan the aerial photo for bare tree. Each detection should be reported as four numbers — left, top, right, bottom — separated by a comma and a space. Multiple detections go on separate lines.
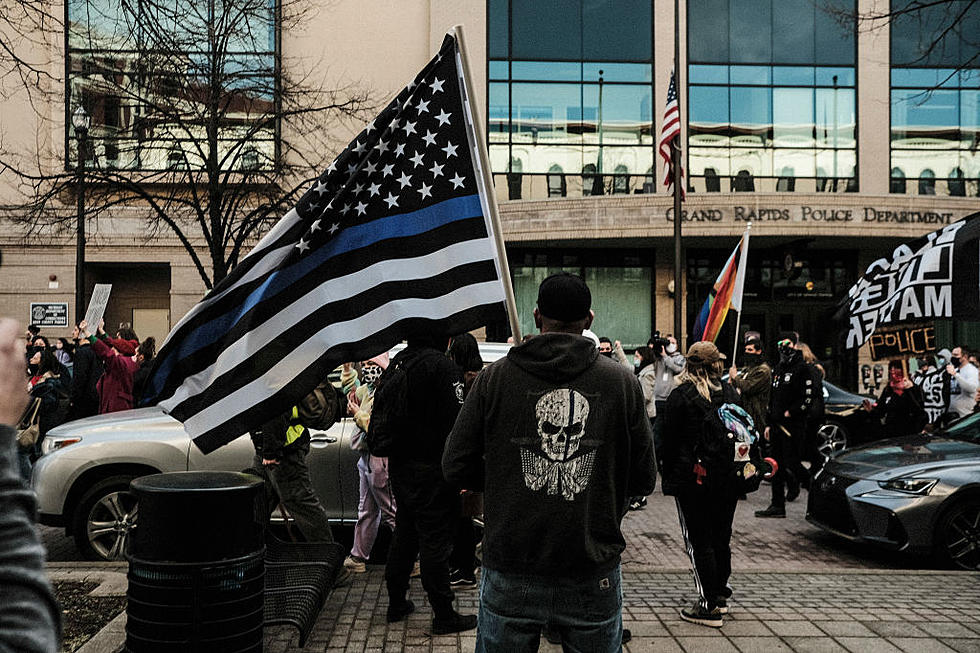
0, 0, 60, 100
1, 0, 374, 288
828, 0, 979, 87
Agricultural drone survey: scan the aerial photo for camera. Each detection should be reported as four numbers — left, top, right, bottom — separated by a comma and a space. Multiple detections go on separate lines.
649, 331, 670, 355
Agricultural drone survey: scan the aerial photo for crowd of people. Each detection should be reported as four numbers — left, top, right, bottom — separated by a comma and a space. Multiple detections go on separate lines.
15, 319, 156, 481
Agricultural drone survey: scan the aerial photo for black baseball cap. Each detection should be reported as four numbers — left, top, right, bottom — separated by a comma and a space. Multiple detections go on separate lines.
536, 272, 592, 322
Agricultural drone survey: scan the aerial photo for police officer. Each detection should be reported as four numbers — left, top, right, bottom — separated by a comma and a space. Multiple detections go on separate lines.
756, 332, 814, 519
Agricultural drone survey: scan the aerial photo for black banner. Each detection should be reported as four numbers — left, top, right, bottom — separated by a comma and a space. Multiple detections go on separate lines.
868, 324, 936, 361
912, 367, 949, 425
841, 212, 980, 349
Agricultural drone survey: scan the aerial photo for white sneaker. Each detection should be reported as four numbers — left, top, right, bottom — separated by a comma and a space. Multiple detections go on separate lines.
344, 555, 367, 573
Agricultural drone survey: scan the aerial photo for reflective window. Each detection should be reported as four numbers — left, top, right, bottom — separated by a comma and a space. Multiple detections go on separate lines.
687, 0, 856, 192
67, 0, 277, 171
488, 0, 654, 193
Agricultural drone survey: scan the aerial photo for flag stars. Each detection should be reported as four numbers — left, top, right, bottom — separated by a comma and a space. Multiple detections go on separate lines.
410, 151, 425, 168
450, 173, 465, 189
416, 99, 430, 114
353, 182, 365, 195
442, 141, 458, 158
356, 201, 368, 215
435, 109, 451, 126
296, 238, 310, 253
422, 130, 438, 147
313, 179, 329, 194
326, 160, 337, 173
401, 120, 417, 136
342, 203, 352, 215
418, 182, 432, 199
363, 160, 378, 175
364, 120, 376, 134
352, 140, 366, 154
346, 163, 358, 177
382, 163, 395, 177
429, 77, 445, 93
397, 171, 413, 188
394, 143, 406, 157
375, 138, 389, 153
310, 219, 321, 232
384, 193, 399, 209
329, 223, 340, 234
430, 162, 444, 178
368, 182, 382, 197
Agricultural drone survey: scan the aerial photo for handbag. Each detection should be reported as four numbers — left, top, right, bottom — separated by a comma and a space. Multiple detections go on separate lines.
16, 398, 42, 450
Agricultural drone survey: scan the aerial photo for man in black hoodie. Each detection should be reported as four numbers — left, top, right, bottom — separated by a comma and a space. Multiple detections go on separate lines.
444, 273, 656, 652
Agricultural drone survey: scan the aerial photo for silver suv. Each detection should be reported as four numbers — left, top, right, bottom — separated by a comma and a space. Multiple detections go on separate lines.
32, 342, 512, 560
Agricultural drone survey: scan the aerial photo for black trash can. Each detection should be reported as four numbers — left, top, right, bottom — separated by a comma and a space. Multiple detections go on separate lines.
125, 471, 265, 653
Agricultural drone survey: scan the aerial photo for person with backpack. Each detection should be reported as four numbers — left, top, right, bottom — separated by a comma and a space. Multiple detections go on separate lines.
661, 341, 757, 628
340, 354, 397, 574
368, 333, 476, 635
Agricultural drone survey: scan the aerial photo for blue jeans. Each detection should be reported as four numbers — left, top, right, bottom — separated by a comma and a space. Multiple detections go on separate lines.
476, 565, 623, 653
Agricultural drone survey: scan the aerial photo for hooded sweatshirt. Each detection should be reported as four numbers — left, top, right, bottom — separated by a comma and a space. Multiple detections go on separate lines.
443, 333, 656, 577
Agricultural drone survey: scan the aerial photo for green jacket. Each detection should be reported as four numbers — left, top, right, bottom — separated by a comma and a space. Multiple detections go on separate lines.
731, 362, 772, 432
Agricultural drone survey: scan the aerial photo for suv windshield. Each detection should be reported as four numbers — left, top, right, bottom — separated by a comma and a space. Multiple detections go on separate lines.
944, 412, 980, 444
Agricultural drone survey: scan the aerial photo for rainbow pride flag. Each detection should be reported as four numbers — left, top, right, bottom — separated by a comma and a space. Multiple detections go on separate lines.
692, 227, 750, 343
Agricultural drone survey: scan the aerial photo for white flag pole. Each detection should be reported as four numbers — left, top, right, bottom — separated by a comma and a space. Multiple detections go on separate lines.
452, 24, 522, 343
730, 222, 751, 365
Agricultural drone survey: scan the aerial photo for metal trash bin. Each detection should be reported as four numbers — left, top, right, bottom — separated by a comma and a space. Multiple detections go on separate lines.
125, 471, 265, 653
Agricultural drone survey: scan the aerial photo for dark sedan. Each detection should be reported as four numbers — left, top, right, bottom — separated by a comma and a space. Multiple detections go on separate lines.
806, 411, 980, 570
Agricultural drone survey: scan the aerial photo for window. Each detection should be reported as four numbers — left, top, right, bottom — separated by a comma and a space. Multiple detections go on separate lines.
890, 1, 980, 195
488, 0, 654, 199
688, 0, 856, 192
890, 167, 907, 193
547, 164, 566, 197
66, 0, 278, 171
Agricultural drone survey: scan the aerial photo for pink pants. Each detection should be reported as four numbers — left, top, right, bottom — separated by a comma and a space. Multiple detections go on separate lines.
350, 452, 397, 560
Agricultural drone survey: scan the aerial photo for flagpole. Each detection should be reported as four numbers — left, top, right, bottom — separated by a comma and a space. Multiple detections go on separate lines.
671, 0, 684, 346
452, 24, 523, 343
730, 222, 751, 365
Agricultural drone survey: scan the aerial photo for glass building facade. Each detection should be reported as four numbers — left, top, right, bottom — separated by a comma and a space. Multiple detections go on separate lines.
487, 0, 655, 198
890, 0, 980, 196
687, 0, 857, 192
66, 0, 278, 171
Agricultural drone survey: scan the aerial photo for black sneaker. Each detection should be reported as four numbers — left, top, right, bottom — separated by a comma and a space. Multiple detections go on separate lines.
754, 505, 786, 518
386, 599, 415, 623
680, 604, 723, 628
449, 568, 477, 589
432, 611, 477, 635
715, 597, 729, 615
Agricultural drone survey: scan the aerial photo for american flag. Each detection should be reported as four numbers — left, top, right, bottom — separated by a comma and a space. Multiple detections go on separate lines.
659, 71, 685, 198
143, 34, 509, 453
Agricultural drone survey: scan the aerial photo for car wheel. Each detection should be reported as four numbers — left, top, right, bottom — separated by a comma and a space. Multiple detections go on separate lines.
72, 475, 139, 562
935, 499, 980, 571
816, 421, 848, 459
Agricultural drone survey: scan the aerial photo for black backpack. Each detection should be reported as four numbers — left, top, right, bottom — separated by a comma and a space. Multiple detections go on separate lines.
296, 379, 341, 431
367, 349, 433, 456
694, 389, 765, 493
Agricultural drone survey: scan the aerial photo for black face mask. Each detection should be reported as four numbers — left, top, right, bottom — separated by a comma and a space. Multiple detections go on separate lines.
743, 353, 764, 367
778, 345, 800, 366
600, 350, 612, 358
951, 356, 961, 368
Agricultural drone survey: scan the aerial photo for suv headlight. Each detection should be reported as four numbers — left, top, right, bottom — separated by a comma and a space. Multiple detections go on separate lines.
40, 436, 82, 455
878, 478, 938, 494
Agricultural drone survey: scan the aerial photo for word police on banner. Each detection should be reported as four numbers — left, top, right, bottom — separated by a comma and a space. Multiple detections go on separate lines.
868, 324, 937, 361
843, 221, 961, 348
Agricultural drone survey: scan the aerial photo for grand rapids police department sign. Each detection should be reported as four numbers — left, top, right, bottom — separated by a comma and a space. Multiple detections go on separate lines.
841, 211, 980, 349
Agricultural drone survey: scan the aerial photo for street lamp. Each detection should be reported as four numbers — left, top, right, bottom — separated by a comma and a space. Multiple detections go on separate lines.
71, 105, 90, 324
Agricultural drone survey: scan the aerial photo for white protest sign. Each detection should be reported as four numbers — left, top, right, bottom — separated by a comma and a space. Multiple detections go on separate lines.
83, 284, 112, 329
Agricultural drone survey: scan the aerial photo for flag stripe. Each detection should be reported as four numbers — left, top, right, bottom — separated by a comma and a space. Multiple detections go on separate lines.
147, 195, 484, 401
169, 281, 506, 440
156, 244, 499, 409
187, 301, 504, 454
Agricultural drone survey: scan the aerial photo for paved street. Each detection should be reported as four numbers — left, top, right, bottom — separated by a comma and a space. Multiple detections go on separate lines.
43, 485, 980, 652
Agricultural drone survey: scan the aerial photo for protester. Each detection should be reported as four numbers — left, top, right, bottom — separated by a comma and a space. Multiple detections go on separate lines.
728, 335, 771, 439
378, 333, 475, 635
799, 342, 827, 473
78, 320, 139, 413
444, 272, 656, 651
131, 337, 157, 407
864, 360, 928, 437
651, 333, 686, 469
53, 338, 73, 372
341, 355, 396, 574
629, 345, 657, 510
27, 349, 71, 457
599, 336, 633, 370
946, 346, 978, 420
68, 323, 103, 420
446, 333, 483, 588
0, 318, 61, 652
756, 332, 814, 518
661, 341, 742, 627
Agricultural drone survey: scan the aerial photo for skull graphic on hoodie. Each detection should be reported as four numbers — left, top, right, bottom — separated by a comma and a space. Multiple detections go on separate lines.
520, 388, 597, 500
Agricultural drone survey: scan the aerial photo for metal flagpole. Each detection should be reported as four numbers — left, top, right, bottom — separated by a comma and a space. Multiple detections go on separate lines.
452, 24, 523, 342
672, 0, 684, 346
730, 222, 751, 365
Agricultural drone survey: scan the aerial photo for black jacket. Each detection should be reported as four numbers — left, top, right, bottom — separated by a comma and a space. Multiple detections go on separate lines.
769, 354, 815, 427
69, 344, 102, 420
661, 380, 741, 496
870, 385, 928, 437
443, 333, 656, 577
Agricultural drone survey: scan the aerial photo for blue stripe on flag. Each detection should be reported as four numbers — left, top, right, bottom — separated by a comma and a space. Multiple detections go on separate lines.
147, 193, 483, 401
